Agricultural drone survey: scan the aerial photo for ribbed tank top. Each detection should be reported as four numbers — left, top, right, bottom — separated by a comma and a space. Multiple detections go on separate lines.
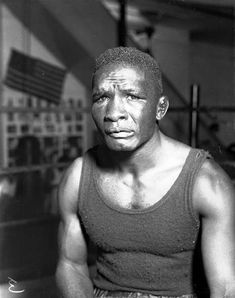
78, 147, 210, 296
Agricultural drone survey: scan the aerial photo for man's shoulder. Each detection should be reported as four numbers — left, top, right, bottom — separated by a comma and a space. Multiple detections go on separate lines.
58, 147, 100, 215
58, 157, 83, 205
193, 156, 235, 216
63, 156, 84, 182
197, 157, 231, 187
59, 146, 99, 193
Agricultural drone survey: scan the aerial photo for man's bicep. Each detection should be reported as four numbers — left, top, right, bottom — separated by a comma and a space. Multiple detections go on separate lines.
57, 157, 88, 266
56, 213, 91, 292
195, 160, 235, 294
58, 214, 88, 266
57, 157, 83, 217
201, 204, 235, 283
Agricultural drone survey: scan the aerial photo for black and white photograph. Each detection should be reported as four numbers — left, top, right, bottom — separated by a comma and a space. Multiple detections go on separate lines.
0, 0, 235, 297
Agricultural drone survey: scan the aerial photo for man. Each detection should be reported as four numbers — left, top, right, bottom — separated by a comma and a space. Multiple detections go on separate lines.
56, 47, 235, 297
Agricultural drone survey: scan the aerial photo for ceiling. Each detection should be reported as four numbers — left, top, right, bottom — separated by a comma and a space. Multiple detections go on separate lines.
101, 0, 234, 46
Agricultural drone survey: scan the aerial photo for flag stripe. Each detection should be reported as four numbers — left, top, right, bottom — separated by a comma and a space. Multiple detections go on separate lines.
5, 77, 60, 100
5, 73, 62, 97
7, 68, 64, 90
35, 63, 65, 81
34, 66, 65, 82
5, 80, 60, 102
36, 60, 66, 77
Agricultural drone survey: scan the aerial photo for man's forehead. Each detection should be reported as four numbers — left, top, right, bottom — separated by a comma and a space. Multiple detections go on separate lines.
95, 68, 143, 91
98, 64, 145, 82
107, 69, 140, 80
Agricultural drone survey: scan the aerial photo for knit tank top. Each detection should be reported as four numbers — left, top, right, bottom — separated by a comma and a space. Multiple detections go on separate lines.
78, 147, 210, 296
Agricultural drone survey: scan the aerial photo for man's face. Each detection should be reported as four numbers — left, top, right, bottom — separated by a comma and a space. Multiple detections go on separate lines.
91, 63, 158, 151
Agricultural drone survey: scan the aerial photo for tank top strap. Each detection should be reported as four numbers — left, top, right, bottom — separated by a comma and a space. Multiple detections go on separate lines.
183, 148, 212, 222
77, 146, 98, 212
188, 148, 212, 179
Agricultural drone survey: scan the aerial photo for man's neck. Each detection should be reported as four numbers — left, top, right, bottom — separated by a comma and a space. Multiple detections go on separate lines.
98, 131, 167, 177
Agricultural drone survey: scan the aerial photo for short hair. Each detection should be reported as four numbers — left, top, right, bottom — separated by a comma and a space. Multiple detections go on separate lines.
93, 47, 163, 95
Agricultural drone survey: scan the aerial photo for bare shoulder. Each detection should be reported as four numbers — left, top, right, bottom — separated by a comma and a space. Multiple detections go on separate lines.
58, 156, 84, 217
193, 157, 235, 218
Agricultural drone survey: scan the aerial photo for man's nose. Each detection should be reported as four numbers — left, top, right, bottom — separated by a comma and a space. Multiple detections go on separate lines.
105, 96, 128, 122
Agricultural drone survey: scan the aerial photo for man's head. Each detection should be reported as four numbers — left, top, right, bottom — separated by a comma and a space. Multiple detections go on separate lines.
91, 47, 168, 152
92, 47, 163, 97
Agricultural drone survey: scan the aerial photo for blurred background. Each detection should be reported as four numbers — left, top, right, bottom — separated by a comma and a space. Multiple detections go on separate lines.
0, 0, 234, 297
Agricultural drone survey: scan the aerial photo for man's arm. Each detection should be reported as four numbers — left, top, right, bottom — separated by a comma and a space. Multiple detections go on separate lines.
56, 157, 94, 298
194, 159, 235, 297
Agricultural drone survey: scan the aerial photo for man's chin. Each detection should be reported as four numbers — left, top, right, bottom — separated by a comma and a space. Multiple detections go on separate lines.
105, 141, 136, 152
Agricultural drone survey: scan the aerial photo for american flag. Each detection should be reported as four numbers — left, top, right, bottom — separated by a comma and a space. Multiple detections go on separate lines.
5, 49, 66, 104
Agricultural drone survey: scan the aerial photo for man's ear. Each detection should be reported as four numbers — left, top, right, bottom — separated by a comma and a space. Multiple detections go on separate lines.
156, 96, 169, 120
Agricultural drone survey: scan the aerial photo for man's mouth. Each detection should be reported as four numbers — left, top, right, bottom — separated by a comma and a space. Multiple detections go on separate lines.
105, 129, 134, 138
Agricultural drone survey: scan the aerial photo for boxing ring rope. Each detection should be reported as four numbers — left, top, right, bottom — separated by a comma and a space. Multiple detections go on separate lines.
169, 106, 235, 112
0, 106, 90, 113
0, 162, 69, 175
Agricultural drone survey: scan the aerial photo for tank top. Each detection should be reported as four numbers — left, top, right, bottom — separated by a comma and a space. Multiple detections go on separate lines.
78, 147, 210, 296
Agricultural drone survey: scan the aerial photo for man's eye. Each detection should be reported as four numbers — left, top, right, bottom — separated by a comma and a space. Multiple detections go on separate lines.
126, 94, 138, 100
93, 96, 108, 103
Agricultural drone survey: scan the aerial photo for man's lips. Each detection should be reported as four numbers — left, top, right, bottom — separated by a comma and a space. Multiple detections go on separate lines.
105, 128, 134, 138
105, 128, 131, 133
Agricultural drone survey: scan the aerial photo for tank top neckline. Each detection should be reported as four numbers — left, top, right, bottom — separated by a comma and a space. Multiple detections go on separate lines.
92, 148, 198, 214
92, 148, 199, 215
